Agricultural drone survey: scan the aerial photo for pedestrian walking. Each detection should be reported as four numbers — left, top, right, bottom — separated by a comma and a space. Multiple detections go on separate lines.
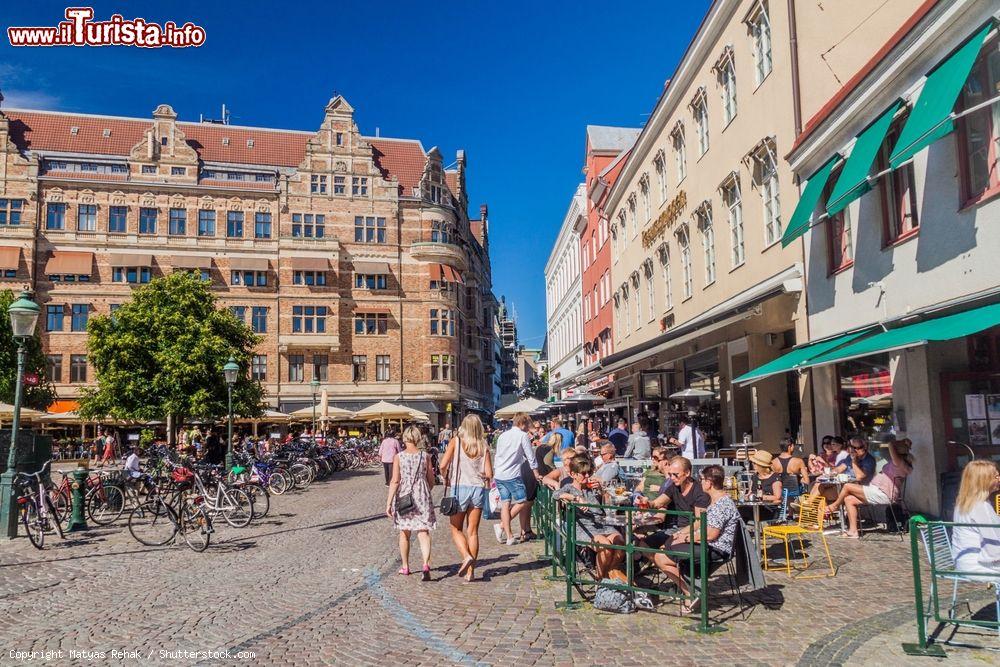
379, 430, 403, 485
386, 426, 437, 581
439, 414, 493, 582
492, 412, 542, 545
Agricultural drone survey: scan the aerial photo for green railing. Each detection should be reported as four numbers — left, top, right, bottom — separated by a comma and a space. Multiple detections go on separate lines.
532, 483, 723, 633
902, 515, 1000, 657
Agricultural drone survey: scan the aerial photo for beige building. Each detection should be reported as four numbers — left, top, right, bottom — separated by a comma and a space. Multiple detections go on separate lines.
0, 96, 497, 424
590, 0, 920, 451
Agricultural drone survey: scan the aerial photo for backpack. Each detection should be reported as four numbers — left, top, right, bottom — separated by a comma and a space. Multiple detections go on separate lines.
593, 579, 636, 614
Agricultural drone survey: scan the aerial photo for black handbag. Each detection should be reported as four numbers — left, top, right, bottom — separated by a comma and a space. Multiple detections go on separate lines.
440, 438, 462, 516
395, 452, 423, 515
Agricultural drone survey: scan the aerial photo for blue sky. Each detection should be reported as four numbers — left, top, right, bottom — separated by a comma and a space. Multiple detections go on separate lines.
0, 0, 710, 345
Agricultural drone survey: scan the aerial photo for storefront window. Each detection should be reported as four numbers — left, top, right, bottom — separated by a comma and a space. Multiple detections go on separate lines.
836, 354, 893, 442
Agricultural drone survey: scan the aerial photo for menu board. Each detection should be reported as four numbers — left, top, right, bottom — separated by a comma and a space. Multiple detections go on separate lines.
966, 394, 1000, 447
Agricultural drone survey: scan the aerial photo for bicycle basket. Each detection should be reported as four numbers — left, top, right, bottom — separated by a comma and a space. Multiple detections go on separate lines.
171, 467, 195, 484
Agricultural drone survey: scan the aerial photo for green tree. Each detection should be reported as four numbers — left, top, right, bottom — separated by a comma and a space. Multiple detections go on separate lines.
0, 289, 55, 410
521, 367, 549, 401
78, 272, 264, 429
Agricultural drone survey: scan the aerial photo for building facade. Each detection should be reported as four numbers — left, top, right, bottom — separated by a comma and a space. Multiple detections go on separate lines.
544, 185, 585, 401
0, 96, 497, 424
777, 0, 1000, 515
589, 0, 914, 451
580, 125, 639, 399
496, 296, 519, 403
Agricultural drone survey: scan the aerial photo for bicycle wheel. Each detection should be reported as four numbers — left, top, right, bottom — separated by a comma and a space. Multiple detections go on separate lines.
128, 498, 178, 546
221, 488, 253, 528
180, 502, 212, 552
290, 463, 312, 489
243, 483, 270, 519
21, 499, 44, 549
43, 495, 64, 539
267, 471, 289, 495
88, 483, 126, 526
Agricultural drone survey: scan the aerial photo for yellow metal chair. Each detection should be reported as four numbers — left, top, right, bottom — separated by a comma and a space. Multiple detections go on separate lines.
761, 494, 836, 578
995, 493, 1000, 516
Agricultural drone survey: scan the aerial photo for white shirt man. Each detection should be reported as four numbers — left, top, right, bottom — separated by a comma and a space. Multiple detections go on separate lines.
492, 415, 540, 545
124, 450, 142, 479
677, 422, 705, 459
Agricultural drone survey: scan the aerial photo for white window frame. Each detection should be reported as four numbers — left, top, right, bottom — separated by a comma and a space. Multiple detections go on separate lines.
723, 178, 745, 268
672, 127, 687, 183
654, 151, 667, 204
640, 176, 651, 223
697, 206, 716, 286
693, 94, 710, 157
750, 2, 773, 86
677, 226, 693, 300
633, 277, 642, 329
721, 56, 738, 124
660, 249, 674, 311
628, 197, 637, 238
646, 270, 655, 322
757, 149, 782, 246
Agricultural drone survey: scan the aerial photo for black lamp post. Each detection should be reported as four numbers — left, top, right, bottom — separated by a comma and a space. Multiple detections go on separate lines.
223, 356, 239, 470
1, 291, 41, 539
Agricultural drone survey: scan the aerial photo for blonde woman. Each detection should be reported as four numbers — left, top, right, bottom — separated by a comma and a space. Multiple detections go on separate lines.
439, 414, 493, 582
952, 460, 1000, 575
386, 425, 437, 581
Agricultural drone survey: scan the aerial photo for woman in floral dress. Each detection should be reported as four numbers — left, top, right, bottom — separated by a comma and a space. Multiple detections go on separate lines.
386, 425, 437, 581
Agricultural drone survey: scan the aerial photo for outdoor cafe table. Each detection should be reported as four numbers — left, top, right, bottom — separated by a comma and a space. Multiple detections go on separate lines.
736, 500, 778, 553
815, 476, 847, 532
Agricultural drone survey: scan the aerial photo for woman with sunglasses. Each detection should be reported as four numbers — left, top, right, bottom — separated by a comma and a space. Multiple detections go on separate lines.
951, 460, 1000, 575
557, 455, 625, 579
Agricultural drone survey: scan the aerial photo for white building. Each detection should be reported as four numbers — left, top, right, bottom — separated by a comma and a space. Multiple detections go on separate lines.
544, 184, 586, 400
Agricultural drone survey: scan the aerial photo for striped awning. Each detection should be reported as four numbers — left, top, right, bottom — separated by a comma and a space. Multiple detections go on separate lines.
290, 256, 330, 271
353, 261, 390, 274
172, 255, 213, 269
229, 257, 270, 271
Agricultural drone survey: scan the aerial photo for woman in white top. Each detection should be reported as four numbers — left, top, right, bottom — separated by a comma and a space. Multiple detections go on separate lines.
439, 414, 493, 582
952, 460, 1000, 577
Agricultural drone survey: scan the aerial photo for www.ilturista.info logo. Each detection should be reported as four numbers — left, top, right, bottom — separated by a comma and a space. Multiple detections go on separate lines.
7, 7, 206, 48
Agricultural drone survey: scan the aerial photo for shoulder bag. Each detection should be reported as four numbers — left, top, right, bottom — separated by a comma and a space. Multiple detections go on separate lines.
395, 452, 423, 515
440, 438, 461, 516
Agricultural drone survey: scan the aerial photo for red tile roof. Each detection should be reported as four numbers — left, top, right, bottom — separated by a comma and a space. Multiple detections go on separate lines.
3, 109, 429, 191
41, 169, 128, 182
198, 178, 277, 191
369, 137, 426, 194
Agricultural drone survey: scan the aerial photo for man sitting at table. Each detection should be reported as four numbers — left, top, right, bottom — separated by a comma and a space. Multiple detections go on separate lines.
642, 456, 710, 550
826, 435, 913, 538
593, 442, 621, 486
636, 447, 670, 500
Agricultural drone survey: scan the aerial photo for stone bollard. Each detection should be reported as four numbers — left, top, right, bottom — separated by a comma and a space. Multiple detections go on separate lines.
68, 465, 89, 532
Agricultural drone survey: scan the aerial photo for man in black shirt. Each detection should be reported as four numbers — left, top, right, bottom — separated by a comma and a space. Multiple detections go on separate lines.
644, 456, 710, 549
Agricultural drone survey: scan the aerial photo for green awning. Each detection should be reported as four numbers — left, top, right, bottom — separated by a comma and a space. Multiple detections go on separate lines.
805, 301, 1000, 368
888, 23, 992, 168
826, 101, 902, 216
733, 330, 871, 386
781, 156, 840, 248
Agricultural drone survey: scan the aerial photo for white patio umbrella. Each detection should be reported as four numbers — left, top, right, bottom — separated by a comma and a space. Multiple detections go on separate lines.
354, 400, 415, 432
408, 409, 431, 423
495, 397, 545, 420
289, 404, 354, 420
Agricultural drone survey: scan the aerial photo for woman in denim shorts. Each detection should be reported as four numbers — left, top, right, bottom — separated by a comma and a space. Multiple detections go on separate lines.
439, 414, 493, 582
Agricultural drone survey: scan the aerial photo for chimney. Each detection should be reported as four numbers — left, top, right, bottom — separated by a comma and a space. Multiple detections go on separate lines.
479, 203, 488, 222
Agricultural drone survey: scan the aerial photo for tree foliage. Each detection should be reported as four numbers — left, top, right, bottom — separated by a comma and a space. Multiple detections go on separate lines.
0, 289, 55, 410
78, 272, 264, 424
521, 366, 549, 401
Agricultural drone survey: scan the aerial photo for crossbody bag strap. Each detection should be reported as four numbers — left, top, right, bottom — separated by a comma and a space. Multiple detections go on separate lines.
449, 437, 462, 493
406, 452, 423, 492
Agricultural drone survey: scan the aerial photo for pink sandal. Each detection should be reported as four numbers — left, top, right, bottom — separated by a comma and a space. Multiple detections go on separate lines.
398, 567, 410, 575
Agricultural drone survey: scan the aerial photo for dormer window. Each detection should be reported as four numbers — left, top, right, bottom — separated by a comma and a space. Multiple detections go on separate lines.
161, 137, 168, 146
247, 139, 254, 148
70, 126, 79, 135
222, 137, 230, 146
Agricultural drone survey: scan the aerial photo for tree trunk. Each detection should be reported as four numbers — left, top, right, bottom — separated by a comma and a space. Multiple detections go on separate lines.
167, 413, 174, 446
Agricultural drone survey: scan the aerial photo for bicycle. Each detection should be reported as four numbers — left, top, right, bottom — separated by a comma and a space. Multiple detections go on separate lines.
13, 460, 64, 550
192, 463, 255, 528
127, 464, 212, 552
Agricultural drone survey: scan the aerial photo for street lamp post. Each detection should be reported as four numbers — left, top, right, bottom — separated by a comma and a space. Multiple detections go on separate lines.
223, 356, 239, 471
310, 378, 320, 443
1, 291, 41, 539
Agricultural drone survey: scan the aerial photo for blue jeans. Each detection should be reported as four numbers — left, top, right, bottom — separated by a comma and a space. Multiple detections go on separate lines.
455, 485, 486, 510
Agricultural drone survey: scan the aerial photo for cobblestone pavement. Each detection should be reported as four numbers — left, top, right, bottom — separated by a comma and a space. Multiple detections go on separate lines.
1, 468, 998, 665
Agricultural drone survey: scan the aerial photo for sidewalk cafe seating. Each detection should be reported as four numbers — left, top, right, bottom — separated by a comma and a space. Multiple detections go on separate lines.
761, 494, 836, 578
858, 476, 910, 540
915, 520, 1000, 638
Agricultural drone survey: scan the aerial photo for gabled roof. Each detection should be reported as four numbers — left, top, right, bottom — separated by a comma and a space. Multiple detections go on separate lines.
586, 125, 641, 153
3, 107, 430, 191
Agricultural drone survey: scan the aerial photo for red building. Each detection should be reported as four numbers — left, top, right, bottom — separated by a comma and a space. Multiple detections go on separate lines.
579, 126, 638, 389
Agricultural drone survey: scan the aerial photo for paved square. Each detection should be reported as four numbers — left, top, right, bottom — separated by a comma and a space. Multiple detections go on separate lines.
1, 469, 997, 665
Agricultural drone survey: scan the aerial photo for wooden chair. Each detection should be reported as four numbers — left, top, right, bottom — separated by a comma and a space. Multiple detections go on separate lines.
761, 494, 835, 578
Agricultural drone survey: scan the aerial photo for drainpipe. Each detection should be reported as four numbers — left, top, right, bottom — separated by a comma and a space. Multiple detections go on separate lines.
787, 0, 803, 136
398, 208, 404, 402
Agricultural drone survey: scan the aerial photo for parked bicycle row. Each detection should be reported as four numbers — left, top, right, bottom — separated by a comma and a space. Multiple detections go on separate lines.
11, 436, 382, 552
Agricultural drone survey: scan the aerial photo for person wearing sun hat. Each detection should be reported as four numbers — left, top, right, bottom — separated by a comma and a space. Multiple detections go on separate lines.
749, 450, 783, 504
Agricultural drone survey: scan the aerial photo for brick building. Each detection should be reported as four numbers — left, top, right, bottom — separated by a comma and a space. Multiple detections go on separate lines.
0, 95, 497, 424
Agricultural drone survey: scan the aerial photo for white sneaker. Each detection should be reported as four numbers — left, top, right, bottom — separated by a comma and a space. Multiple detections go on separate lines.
506, 537, 519, 546
494, 524, 505, 544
